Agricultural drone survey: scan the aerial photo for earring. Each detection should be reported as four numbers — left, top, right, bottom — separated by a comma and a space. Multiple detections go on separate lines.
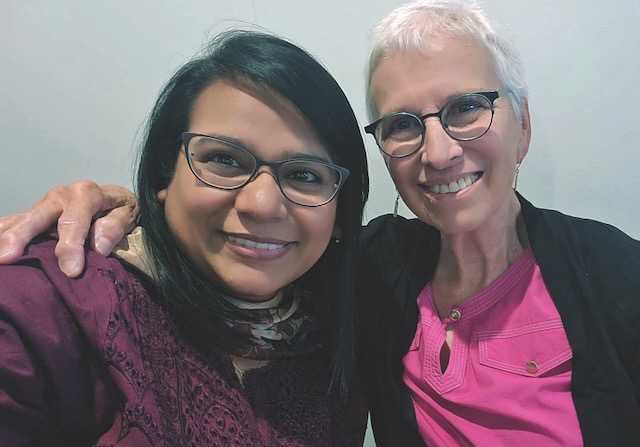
333, 237, 341, 244
393, 192, 400, 218
513, 163, 521, 190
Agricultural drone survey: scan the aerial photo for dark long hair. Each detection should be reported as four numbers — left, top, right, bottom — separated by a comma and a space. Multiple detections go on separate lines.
136, 29, 369, 394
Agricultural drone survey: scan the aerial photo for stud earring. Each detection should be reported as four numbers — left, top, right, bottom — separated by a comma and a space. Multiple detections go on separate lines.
333, 237, 341, 244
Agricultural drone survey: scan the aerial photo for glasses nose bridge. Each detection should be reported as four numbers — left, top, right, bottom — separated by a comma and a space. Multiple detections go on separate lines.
247, 158, 283, 185
239, 160, 290, 208
416, 109, 448, 148
243, 159, 292, 203
420, 108, 446, 131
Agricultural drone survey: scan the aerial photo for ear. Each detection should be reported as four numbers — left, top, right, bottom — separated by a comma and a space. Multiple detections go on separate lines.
517, 100, 532, 164
156, 188, 167, 204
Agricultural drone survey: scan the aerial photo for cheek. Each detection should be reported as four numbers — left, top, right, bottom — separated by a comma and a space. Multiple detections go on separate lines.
387, 160, 416, 195
162, 172, 217, 245
489, 115, 524, 160
304, 206, 337, 250
164, 176, 192, 227
163, 186, 198, 255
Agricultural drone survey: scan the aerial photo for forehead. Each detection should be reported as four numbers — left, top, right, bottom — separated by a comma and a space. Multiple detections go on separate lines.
370, 36, 501, 114
189, 80, 329, 160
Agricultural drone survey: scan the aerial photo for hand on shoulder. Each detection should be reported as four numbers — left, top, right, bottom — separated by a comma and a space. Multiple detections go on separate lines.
0, 181, 139, 277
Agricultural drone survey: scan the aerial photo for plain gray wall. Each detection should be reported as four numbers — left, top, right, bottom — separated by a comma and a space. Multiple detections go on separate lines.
1, 1, 639, 445
2, 0, 639, 240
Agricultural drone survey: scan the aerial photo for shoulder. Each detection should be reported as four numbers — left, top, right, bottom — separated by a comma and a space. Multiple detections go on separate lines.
360, 214, 440, 285
361, 214, 437, 257
358, 214, 439, 321
0, 234, 143, 442
362, 213, 428, 240
1, 232, 132, 276
519, 194, 640, 269
0, 233, 145, 347
520, 195, 640, 350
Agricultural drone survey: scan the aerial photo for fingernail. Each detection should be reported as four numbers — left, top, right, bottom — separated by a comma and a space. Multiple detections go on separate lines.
95, 236, 111, 256
60, 260, 80, 276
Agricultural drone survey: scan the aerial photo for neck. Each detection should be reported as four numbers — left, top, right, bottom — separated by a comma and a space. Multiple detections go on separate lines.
224, 287, 286, 310
431, 194, 528, 317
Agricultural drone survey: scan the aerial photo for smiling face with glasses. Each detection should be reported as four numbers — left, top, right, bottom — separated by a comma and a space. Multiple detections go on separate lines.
162, 81, 345, 302
367, 36, 531, 236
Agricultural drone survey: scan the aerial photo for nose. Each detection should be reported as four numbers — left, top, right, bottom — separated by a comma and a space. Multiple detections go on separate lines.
234, 168, 288, 221
418, 118, 463, 170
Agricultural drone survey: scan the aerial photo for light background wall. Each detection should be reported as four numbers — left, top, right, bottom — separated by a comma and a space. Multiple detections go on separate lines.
2, 0, 640, 239
1, 1, 639, 443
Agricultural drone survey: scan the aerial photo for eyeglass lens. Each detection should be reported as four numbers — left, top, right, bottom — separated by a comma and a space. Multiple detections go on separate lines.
186, 135, 344, 206
374, 94, 494, 157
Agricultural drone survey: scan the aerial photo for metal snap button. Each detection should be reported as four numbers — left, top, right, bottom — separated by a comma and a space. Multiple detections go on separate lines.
526, 361, 539, 374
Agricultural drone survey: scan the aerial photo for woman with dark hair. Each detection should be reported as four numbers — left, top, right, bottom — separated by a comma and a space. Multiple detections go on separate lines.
0, 29, 369, 446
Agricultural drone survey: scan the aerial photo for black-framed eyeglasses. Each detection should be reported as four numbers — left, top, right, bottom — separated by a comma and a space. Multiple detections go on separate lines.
364, 88, 512, 158
182, 132, 350, 207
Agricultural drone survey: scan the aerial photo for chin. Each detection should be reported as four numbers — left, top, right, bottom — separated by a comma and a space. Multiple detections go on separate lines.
226, 280, 284, 303
426, 211, 487, 236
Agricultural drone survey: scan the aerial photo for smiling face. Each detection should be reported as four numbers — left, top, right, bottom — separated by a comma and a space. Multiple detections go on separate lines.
370, 36, 531, 236
161, 80, 339, 302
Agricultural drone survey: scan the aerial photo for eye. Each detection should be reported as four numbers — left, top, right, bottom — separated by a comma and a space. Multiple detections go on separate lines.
188, 137, 255, 177
379, 114, 422, 141
199, 150, 242, 168
393, 117, 415, 131
285, 167, 322, 184
444, 95, 491, 127
280, 161, 338, 193
460, 98, 488, 112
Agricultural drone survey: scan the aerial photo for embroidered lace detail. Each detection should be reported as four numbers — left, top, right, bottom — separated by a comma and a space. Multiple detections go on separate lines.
96, 267, 366, 446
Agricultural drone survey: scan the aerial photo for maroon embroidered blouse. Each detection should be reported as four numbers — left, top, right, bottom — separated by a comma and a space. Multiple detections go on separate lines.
0, 236, 367, 446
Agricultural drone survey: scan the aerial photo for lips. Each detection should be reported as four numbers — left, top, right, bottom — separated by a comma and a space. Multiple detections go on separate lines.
425, 173, 480, 194
227, 235, 288, 251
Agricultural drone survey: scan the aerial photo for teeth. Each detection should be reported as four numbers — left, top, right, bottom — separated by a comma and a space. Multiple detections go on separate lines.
228, 235, 285, 250
427, 173, 479, 194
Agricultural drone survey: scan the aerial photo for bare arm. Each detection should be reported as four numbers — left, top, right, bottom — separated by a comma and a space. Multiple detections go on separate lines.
0, 181, 139, 277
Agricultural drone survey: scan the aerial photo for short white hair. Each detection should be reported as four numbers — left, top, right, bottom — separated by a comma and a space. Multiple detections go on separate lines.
365, 0, 528, 121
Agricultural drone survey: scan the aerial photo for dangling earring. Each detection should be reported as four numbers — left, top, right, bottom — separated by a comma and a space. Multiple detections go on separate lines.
333, 237, 341, 244
393, 192, 400, 218
513, 163, 521, 191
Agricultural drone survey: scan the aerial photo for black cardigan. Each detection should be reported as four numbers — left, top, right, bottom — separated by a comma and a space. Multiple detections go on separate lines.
357, 194, 640, 446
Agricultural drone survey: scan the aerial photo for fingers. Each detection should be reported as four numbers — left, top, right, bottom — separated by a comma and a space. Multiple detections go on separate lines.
0, 197, 70, 265
0, 180, 139, 278
0, 214, 32, 264
88, 196, 139, 256
56, 183, 140, 276
44, 181, 108, 277
52, 182, 138, 277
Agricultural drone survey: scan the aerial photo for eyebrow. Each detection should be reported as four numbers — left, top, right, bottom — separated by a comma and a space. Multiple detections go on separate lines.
200, 132, 333, 164
379, 88, 492, 117
444, 88, 493, 101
